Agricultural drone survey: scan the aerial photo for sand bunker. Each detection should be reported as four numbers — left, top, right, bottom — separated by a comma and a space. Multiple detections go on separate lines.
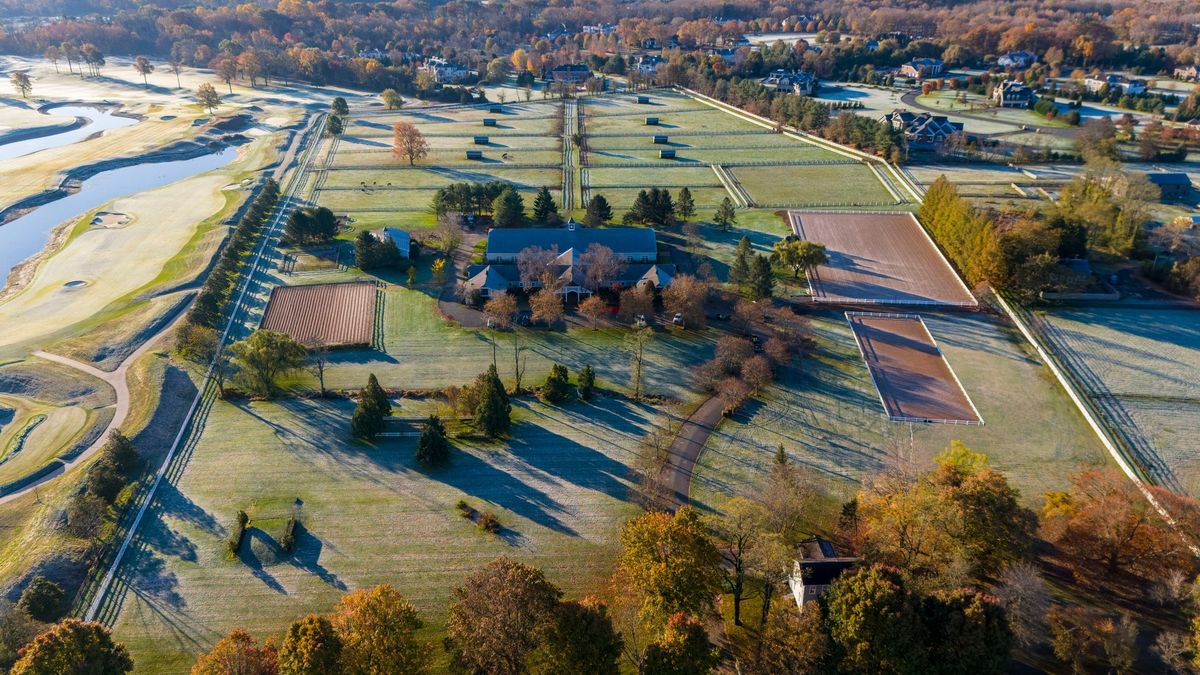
263, 116, 288, 127
91, 211, 131, 228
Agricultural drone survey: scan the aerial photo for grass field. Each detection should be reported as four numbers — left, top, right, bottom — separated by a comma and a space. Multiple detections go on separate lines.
733, 164, 894, 206
105, 395, 667, 673
1036, 307, 1200, 496
691, 310, 1111, 510
0, 394, 92, 485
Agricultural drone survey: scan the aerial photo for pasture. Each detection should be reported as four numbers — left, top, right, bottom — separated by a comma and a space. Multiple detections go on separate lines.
104, 395, 668, 673
1036, 307, 1200, 496
691, 310, 1111, 509
788, 211, 977, 306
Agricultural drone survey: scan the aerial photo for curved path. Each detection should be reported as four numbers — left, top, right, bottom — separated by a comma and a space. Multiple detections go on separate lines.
661, 393, 728, 509
0, 303, 190, 505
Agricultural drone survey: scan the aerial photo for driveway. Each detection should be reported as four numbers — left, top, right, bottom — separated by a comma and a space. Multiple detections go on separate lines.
661, 393, 729, 509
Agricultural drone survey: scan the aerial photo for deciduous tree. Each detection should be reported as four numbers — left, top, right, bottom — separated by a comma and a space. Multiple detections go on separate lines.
132, 56, 154, 86
578, 295, 607, 328
446, 557, 562, 675
11, 621, 133, 675
9, 71, 31, 99
392, 122, 429, 166
229, 329, 308, 397
662, 274, 708, 329
528, 597, 622, 675
641, 613, 719, 675
196, 83, 220, 113
774, 239, 828, 278
618, 507, 722, 622
278, 615, 341, 675
329, 584, 429, 674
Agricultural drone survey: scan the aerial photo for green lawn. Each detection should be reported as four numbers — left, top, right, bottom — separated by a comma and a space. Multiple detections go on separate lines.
731, 164, 895, 207
691, 311, 1111, 511
105, 395, 665, 673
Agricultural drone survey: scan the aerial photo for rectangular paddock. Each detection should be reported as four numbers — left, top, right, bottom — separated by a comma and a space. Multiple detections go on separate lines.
788, 210, 976, 306
261, 281, 377, 347
846, 312, 982, 425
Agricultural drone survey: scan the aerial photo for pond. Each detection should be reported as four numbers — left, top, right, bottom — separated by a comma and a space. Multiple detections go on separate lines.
0, 105, 138, 162
0, 147, 239, 289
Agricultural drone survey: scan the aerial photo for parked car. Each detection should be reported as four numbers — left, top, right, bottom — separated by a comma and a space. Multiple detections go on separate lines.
709, 312, 731, 321
634, 314, 648, 328
672, 312, 685, 327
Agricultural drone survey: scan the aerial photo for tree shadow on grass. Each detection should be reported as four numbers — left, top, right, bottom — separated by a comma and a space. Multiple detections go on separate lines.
124, 535, 186, 611
239, 528, 286, 594
288, 522, 347, 590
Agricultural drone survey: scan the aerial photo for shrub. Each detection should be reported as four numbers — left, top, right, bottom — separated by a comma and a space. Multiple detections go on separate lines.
542, 364, 570, 404
577, 365, 596, 401
478, 511, 501, 534
280, 515, 297, 554
456, 499, 471, 514
19, 577, 65, 622
228, 510, 249, 557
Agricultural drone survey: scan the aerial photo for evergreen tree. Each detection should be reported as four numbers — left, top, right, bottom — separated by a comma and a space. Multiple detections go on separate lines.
676, 187, 695, 221
416, 415, 450, 466
492, 188, 526, 227
532, 186, 559, 224
729, 236, 752, 286
331, 96, 349, 116
542, 364, 570, 403
474, 365, 511, 437
713, 197, 737, 231
747, 254, 775, 300
585, 195, 613, 227
352, 374, 391, 440
355, 230, 378, 269
577, 365, 596, 401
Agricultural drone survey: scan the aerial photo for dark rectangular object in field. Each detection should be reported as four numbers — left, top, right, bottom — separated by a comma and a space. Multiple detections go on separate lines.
788, 211, 976, 306
846, 312, 982, 424
261, 282, 376, 347
659, 149, 676, 159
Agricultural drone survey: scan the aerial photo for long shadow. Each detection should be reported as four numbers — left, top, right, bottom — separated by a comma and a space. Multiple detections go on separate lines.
239, 528, 287, 594
288, 522, 347, 590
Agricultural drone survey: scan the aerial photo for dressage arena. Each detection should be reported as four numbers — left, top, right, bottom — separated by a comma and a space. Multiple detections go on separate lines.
260, 281, 377, 347
788, 211, 977, 307
846, 312, 982, 425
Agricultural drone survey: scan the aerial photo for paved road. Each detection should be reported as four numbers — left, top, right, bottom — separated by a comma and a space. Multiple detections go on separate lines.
0, 303, 190, 505
899, 90, 1079, 140
661, 393, 728, 509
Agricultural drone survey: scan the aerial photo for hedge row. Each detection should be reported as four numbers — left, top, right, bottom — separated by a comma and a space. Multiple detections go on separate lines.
188, 177, 281, 329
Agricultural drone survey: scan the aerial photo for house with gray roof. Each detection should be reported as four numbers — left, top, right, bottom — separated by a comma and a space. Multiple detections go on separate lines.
788, 537, 859, 613
464, 220, 673, 302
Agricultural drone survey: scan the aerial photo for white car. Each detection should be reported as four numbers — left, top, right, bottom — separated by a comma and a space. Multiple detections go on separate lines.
672, 312, 684, 327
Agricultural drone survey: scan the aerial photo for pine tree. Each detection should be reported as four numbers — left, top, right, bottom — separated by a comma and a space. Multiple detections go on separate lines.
677, 187, 695, 221
416, 415, 450, 466
492, 188, 526, 227
585, 195, 613, 227
542, 363, 570, 403
533, 186, 559, 224
474, 365, 511, 437
577, 365, 596, 401
364, 373, 391, 417
730, 236, 752, 285
352, 374, 391, 440
747, 254, 775, 300
714, 197, 737, 231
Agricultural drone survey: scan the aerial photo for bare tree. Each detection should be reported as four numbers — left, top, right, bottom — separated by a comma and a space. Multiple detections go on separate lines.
392, 122, 429, 166
741, 355, 774, 394
529, 287, 564, 326
995, 562, 1051, 649
434, 214, 464, 257
9, 71, 31, 99
305, 337, 330, 397
580, 243, 624, 291
516, 245, 558, 289
618, 287, 653, 324
662, 274, 709, 329
578, 295, 607, 328
624, 327, 652, 401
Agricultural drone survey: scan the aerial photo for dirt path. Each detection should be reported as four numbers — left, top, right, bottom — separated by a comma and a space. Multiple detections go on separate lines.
661, 393, 728, 509
0, 303, 188, 505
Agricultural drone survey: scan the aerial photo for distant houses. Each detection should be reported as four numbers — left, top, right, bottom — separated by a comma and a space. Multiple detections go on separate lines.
899, 57, 944, 79
996, 50, 1038, 69
992, 80, 1036, 109
636, 55, 665, 74
1174, 65, 1200, 81
582, 23, 617, 35
419, 57, 473, 83
788, 537, 858, 612
881, 109, 964, 149
547, 63, 592, 84
761, 69, 816, 95
1084, 74, 1146, 96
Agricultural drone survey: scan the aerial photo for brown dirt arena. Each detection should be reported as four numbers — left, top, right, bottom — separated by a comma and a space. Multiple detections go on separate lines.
788, 211, 976, 306
260, 281, 376, 347
846, 312, 982, 424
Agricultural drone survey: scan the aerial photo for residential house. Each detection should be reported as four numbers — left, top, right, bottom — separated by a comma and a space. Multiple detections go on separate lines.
582, 23, 617, 35
1174, 65, 1200, 81
1144, 172, 1193, 201
636, 55, 665, 74
997, 50, 1037, 69
881, 109, 964, 149
992, 80, 1036, 108
761, 68, 816, 95
1084, 74, 1146, 96
372, 228, 411, 258
898, 57, 944, 78
464, 220, 674, 302
641, 37, 660, 50
788, 537, 858, 612
419, 57, 473, 83
547, 63, 592, 84
709, 47, 739, 63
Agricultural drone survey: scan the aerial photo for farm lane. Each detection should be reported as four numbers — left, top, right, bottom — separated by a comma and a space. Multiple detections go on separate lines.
0, 301, 190, 505
661, 392, 728, 509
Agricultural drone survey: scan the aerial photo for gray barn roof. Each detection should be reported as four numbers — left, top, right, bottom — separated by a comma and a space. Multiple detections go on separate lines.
485, 224, 658, 260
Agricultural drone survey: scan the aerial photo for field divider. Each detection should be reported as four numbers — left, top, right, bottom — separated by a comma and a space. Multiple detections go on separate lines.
711, 164, 746, 207
992, 293, 1197, 554
83, 111, 330, 623
866, 162, 904, 203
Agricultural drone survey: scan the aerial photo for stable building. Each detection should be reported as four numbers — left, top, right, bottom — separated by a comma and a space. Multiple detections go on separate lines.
992, 80, 1036, 109
881, 109, 964, 149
